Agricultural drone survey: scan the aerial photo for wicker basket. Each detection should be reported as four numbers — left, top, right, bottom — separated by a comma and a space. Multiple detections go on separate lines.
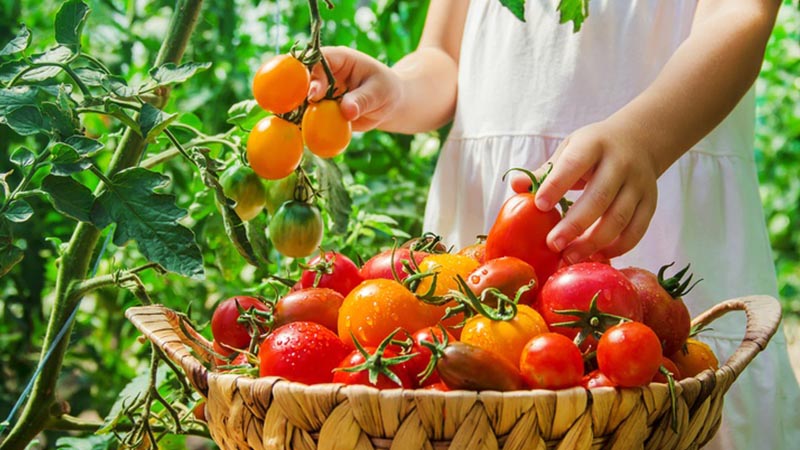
125, 295, 782, 450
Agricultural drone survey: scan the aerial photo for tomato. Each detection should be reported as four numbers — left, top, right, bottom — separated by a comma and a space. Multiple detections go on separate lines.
435, 342, 526, 391
457, 241, 486, 264
193, 401, 206, 422
212, 340, 235, 367
404, 326, 455, 387
273, 287, 344, 332
252, 54, 310, 114
247, 116, 303, 180
219, 163, 266, 221
338, 279, 437, 348
485, 192, 562, 284
298, 251, 363, 297
539, 262, 643, 340
414, 254, 480, 330
597, 322, 662, 387
333, 347, 414, 389
619, 265, 693, 356
652, 357, 682, 383
422, 381, 450, 391
302, 99, 352, 158
211, 296, 270, 350
401, 234, 449, 253
460, 304, 548, 366
668, 338, 719, 379
466, 256, 538, 307
258, 321, 349, 384
269, 200, 323, 258
360, 248, 428, 282
581, 370, 617, 389
263, 171, 298, 215
519, 333, 584, 390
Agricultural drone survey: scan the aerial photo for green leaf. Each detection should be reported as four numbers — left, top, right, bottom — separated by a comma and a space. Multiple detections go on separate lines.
4, 105, 48, 136
139, 103, 178, 142
90, 168, 204, 279
55, 0, 90, 49
226, 99, 267, 130
5, 199, 33, 223
73, 66, 106, 87
315, 157, 352, 235
149, 61, 211, 86
0, 25, 31, 57
41, 175, 95, 222
0, 242, 24, 278
97, 366, 168, 434
10, 147, 35, 168
0, 60, 26, 83
51, 144, 91, 176
56, 434, 114, 450
557, 0, 590, 32
42, 100, 79, 139
0, 171, 11, 199
23, 46, 76, 82
101, 75, 137, 98
499, 0, 526, 22
106, 103, 141, 133
65, 135, 103, 157
0, 86, 38, 116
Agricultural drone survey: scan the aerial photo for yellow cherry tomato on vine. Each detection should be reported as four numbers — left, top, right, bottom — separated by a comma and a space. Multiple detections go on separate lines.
460, 304, 548, 366
246, 116, 303, 180
302, 99, 352, 158
252, 54, 310, 115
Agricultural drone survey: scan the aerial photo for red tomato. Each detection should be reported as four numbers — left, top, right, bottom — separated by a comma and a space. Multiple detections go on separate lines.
485, 192, 561, 284
422, 381, 450, 391
457, 241, 486, 264
258, 321, 349, 385
597, 322, 662, 387
581, 370, 617, 389
519, 333, 584, 390
332, 347, 414, 389
404, 326, 455, 387
619, 266, 692, 356
539, 262, 643, 339
652, 357, 682, 383
210, 296, 270, 350
298, 251, 363, 297
273, 287, 344, 332
466, 256, 538, 306
360, 248, 428, 282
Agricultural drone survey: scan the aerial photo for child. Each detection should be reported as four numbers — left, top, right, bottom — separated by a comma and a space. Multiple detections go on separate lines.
307, 1, 800, 448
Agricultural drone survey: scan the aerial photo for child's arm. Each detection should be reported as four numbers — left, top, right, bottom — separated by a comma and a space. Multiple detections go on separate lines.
535, 0, 781, 264
307, 0, 468, 133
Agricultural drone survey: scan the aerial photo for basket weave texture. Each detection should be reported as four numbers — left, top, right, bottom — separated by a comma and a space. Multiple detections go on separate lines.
125, 295, 782, 450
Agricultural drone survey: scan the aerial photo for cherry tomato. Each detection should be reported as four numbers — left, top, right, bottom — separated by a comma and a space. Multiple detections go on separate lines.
332, 347, 414, 389
460, 304, 548, 366
252, 54, 310, 114
668, 338, 719, 379
581, 370, 617, 389
435, 342, 526, 392
263, 171, 298, 215
219, 163, 266, 221
211, 296, 270, 350
298, 251, 363, 297
652, 357, 682, 383
485, 192, 561, 284
247, 116, 303, 180
302, 99, 352, 158
519, 333, 584, 390
457, 241, 486, 264
404, 326, 455, 387
258, 321, 349, 385
466, 256, 538, 307
597, 322, 662, 387
360, 248, 428, 282
422, 381, 450, 391
273, 287, 344, 332
269, 200, 323, 258
414, 254, 480, 331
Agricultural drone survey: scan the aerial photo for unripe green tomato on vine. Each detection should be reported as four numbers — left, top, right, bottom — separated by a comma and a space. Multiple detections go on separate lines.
263, 171, 298, 215
219, 163, 267, 221
269, 200, 323, 258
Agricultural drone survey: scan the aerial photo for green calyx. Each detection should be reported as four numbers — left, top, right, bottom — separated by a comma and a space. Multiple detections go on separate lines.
657, 262, 702, 299
550, 292, 629, 348
337, 329, 417, 388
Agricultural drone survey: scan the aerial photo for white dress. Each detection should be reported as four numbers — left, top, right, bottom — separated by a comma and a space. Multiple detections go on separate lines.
423, 0, 800, 448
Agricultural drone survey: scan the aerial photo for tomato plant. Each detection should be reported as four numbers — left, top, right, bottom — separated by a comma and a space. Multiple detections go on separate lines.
302, 99, 352, 158
219, 163, 267, 221
519, 333, 584, 390
298, 251, 363, 297
597, 322, 663, 387
210, 296, 271, 351
258, 321, 349, 385
460, 304, 548, 366
466, 256, 538, 306
273, 287, 344, 332
252, 54, 310, 115
269, 200, 324, 258
247, 116, 304, 180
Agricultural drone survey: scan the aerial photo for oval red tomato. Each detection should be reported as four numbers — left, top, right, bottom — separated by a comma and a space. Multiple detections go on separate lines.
273, 287, 344, 332
466, 256, 538, 306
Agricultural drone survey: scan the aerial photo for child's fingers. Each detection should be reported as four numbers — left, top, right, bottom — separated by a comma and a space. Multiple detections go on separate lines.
596, 193, 657, 259
308, 47, 355, 101
535, 143, 595, 211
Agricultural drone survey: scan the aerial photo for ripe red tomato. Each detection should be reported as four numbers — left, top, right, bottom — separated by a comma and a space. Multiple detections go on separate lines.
619, 266, 692, 356
652, 357, 682, 383
210, 296, 270, 350
298, 251, 363, 297
597, 322, 662, 387
252, 54, 310, 114
519, 332, 584, 390
247, 116, 303, 180
360, 248, 428, 282
302, 99, 352, 158
485, 192, 561, 284
539, 262, 643, 339
332, 347, 414, 389
268, 200, 323, 258
404, 326, 455, 387
581, 370, 617, 389
258, 321, 349, 385
273, 287, 344, 332
466, 256, 538, 306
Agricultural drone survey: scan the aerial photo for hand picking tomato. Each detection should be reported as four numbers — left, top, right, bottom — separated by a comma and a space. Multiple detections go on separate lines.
258, 321, 349, 385
333, 346, 415, 389
668, 338, 719, 379
302, 99, 352, 158
360, 248, 428, 282
269, 200, 323, 258
460, 304, 548, 366
252, 54, 310, 115
247, 116, 304, 180
273, 287, 344, 332
211, 296, 270, 350
298, 251, 363, 297
519, 333, 584, 390
466, 256, 539, 307
597, 322, 662, 387
219, 163, 266, 221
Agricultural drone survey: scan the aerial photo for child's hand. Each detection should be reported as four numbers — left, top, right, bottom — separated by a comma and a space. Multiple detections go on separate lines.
307, 46, 403, 132
534, 120, 659, 263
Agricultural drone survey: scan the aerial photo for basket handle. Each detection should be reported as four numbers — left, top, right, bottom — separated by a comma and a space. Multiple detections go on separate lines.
690, 295, 782, 378
125, 305, 212, 397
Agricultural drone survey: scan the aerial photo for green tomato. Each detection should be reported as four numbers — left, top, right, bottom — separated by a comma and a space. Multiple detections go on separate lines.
263, 171, 298, 215
269, 201, 323, 258
219, 163, 266, 221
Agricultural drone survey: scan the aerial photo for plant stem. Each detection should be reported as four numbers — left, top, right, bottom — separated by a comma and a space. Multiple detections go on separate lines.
47, 415, 211, 439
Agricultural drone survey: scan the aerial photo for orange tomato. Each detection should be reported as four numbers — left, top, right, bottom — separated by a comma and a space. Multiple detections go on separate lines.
301, 100, 352, 158
246, 116, 303, 180
669, 338, 719, 379
252, 54, 310, 114
460, 304, 548, 366
414, 254, 480, 333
